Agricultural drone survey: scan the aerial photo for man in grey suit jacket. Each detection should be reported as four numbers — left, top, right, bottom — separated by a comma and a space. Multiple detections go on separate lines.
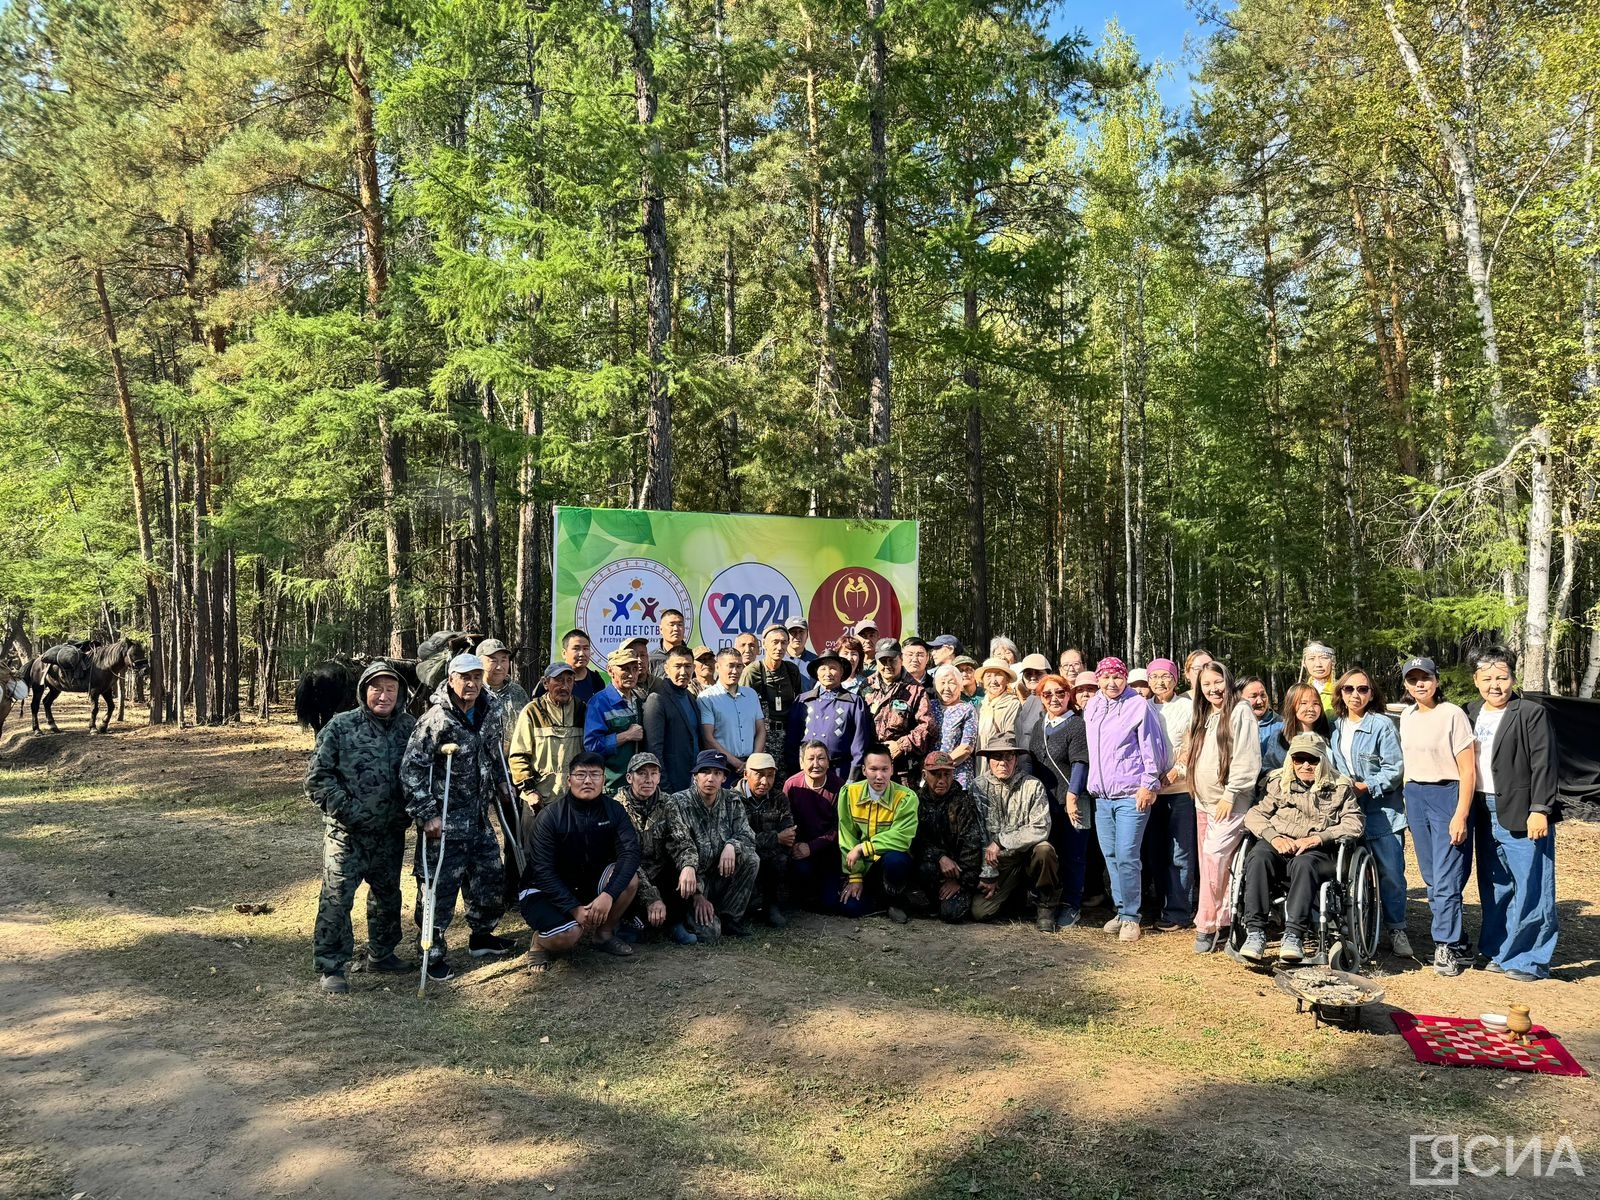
644, 646, 703, 793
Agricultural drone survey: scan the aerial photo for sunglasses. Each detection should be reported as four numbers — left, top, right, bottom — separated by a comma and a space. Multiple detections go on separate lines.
1290, 754, 1320, 765
1340, 684, 1371, 694
1039, 689, 1067, 699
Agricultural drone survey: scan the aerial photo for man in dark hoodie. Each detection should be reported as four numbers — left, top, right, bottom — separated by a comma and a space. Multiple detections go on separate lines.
306, 660, 419, 994
519, 751, 642, 970
401, 652, 516, 981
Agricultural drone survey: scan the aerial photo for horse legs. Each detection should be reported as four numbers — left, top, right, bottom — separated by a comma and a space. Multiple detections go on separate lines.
97, 687, 113, 734
40, 687, 61, 733
89, 690, 99, 733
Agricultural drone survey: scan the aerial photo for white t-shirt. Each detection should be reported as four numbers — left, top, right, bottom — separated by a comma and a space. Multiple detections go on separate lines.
1399, 702, 1476, 782
1473, 706, 1507, 794
1339, 715, 1360, 772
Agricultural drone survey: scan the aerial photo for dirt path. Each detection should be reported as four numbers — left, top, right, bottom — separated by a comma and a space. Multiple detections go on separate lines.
2, 704, 1597, 1198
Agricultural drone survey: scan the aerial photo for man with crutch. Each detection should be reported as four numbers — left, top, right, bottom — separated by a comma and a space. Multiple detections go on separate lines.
403, 652, 515, 982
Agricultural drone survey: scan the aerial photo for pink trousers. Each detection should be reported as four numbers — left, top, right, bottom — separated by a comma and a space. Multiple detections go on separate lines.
1196, 808, 1247, 934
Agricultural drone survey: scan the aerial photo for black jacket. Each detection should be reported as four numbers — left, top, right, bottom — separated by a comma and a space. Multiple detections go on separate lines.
643, 679, 701, 793
1464, 694, 1560, 836
524, 791, 641, 913
1028, 711, 1090, 806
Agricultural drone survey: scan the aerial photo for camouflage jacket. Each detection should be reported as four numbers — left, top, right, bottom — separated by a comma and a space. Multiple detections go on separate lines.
615, 783, 671, 906
402, 681, 511, 836
306, 702, 417, 834
664, 786, 759, 879
736, 780, 795, 858
491, 680, 531, 749
912, 783, 986, 892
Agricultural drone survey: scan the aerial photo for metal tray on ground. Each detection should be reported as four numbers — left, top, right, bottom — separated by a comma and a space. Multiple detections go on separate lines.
1274, 965, 1386, 1030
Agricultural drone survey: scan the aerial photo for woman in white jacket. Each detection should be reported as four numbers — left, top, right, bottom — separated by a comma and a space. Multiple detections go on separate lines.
1175, 662, 1261, 954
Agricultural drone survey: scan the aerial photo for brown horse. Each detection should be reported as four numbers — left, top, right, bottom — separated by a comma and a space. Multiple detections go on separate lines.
25, 637, 146, 733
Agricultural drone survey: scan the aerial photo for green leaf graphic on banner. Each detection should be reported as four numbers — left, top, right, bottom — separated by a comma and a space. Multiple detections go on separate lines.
564, 508, 592, 551
570, 535, 619, 572
875, 523, 916, 564
593, 509, 654, 546
556, 564, 581, 598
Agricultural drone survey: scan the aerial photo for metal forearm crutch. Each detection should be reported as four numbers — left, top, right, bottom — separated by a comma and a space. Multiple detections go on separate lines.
418, 742, 459, 997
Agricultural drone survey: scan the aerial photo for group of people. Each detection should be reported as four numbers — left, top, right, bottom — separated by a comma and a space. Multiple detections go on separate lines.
305, 614, 1562, 993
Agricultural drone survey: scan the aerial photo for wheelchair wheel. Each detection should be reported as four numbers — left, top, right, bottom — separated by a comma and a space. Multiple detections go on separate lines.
1343, 844, 1382, 965
1328, 940, 1358, 972
1225, 835, 1251, 952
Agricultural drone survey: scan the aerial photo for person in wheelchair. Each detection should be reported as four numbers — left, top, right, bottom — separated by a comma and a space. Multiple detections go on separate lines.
1240, 732, 1364, 963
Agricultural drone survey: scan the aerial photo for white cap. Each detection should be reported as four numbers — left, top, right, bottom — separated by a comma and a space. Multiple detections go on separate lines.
448, 652, 486, 675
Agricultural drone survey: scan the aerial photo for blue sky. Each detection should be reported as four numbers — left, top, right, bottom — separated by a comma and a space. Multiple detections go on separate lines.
1047, 1, 1215, 112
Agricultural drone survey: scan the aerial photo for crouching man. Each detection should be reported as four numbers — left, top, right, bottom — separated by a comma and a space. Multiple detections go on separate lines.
838, 743, 919, 923
910, 751, 984, 923
307, 660, 418, 994
1240, 732, 1364, 963
665, 751, 761, 938
969, 739, 1060, 933
518, 751, 641, 971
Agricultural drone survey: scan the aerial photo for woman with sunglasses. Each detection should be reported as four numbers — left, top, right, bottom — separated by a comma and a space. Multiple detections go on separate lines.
1328, 668, 1410, 958
1029, 673, 1091, 929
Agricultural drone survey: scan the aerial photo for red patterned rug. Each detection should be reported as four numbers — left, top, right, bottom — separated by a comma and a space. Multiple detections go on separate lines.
1392, 1012, 1589, 1077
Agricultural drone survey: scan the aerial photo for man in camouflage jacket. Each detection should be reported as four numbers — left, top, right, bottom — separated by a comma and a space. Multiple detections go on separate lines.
401, 653, 515, 977
735, 752, 796, 926
664, 751, 761, 937
612, 752, 672, 930
909, 752, 985, 923
307, 660, 418, 992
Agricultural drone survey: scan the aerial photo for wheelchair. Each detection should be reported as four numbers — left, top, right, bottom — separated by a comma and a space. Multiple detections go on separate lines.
1224, 834, 1381, 971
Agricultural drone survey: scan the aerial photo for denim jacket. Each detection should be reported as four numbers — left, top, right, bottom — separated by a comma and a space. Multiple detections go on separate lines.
1329, 713, 1406, 833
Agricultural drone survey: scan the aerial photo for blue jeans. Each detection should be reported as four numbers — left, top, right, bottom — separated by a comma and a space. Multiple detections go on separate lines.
1474, 793, 1558, 977
1406, 781, 1474, 951
1151, 792, 1197, 925
1047, 794, 1090, 909
1361, 799, 1409, 932
1095, 796, 1149, 923
840, 849, 912, 918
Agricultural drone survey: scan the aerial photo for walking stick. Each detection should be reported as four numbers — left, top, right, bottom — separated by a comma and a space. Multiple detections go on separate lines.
418, 742, 459, 997
493, 744, 528, 877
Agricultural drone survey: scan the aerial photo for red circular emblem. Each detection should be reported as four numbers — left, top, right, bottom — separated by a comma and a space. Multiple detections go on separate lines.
807, 567, 903, 652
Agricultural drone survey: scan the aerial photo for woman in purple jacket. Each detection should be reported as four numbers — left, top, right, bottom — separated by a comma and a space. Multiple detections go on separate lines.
1083, 657, 1169, 942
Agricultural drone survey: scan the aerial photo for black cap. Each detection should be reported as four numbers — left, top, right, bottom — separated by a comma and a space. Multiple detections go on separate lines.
875, 638, 902, 660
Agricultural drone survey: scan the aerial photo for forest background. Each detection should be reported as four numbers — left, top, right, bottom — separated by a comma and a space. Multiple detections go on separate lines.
1, 0, 1597, 725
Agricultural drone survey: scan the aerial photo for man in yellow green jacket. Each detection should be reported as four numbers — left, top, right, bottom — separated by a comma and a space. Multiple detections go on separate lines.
837, 743, 919, 923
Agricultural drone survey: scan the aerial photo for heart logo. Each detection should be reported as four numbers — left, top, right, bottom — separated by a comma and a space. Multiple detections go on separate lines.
707, 592, 741, 633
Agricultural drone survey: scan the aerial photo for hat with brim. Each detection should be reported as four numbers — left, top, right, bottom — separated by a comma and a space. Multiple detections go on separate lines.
542, 660, 576, 680
693, 644, 715, 661
1287, 731, 1328, 760
448, 652, 486, 676
692, 749, 732, 776
978, 657, 1018, 686
606, 647, 642, 668
977, 737, 1022, 757
1073, 671, 1100, 690
1127, 668, 1149, 684
1019, 653, 1052, 674
476, 638, 510, 658
1401, 656, 1438, 678
953, 655, 979, 669
923, 751, 956, 773
808, 652, 848, 679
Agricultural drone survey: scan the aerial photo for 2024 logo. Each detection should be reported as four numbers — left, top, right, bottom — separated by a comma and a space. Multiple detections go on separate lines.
698, 563, 806, 644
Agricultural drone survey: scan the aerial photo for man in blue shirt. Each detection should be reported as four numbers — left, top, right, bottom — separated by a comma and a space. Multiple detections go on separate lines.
697, 650, 766, 774
583, 646, 647, 789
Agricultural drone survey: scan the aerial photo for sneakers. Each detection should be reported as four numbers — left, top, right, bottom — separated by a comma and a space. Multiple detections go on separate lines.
1241, 930, 1268, 961
1193, 931, 1217, 955
365, 952, 413, 974
691, 915, 722, 942
668, 922, 698, 945
426, 956, 453, 982
319, 971, 349, 995
1389, 929, 1414, 958
1118, 921, 1141, 943
1154, 919, 1192, 934
886, 906, 910, 926
1433, 945, 1466, 978
1280, 931, 1305, 963
1483, 959, 1505, 974
1102, 916, 1123, 933
469, 931, 515, 958
1502, 968, 1544, 983
764, 905, 789, 929
1055, 904, 1081, 930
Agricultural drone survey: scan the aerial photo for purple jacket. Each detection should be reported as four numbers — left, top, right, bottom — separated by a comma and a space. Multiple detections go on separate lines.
1083, 689, 1168, 797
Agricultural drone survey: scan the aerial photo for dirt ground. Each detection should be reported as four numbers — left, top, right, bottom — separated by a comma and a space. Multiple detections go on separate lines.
1, 696, 1596, 1199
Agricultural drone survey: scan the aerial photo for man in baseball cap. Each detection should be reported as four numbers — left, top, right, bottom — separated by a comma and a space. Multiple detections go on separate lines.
509, 660, 585, 810
735, 751, 797, 927
476, 638, 528, 746
663, 749, 760, 938
583, 645, 648, 789
910, 751, 984, 924
929, 634, 961, 666
785, 616, 816, 672
860, 637, 935, 786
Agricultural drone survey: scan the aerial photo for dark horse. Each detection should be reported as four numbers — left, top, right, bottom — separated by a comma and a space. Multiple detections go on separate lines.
26, 637, 147, 734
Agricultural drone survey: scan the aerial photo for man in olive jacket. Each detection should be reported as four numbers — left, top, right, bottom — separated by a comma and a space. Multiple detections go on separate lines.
307, 660, 418, 993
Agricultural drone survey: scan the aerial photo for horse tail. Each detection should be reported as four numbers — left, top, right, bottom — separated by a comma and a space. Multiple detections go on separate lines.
294, 670, 318, 730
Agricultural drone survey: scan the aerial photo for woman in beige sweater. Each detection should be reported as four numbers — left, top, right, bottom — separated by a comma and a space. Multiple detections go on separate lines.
1175, 662, 1261, 953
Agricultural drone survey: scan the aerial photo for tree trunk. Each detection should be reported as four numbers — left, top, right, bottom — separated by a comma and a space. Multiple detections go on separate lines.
346, 36, 415, 658
631, 0, 673, 511
963, 280, 989, 651
1522, 427, 1555, 690
92, 267, 165, 724
515, 391, 544, 669
865, 0, 892, 518
169, 425, 186, 728
191, 436, 211, 724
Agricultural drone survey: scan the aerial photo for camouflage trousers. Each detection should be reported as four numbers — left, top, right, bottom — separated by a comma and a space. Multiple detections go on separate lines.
754, 845, 791, 909
314, 821, 407, 974
693, 844, 760, 923
412, 818, 505, 958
